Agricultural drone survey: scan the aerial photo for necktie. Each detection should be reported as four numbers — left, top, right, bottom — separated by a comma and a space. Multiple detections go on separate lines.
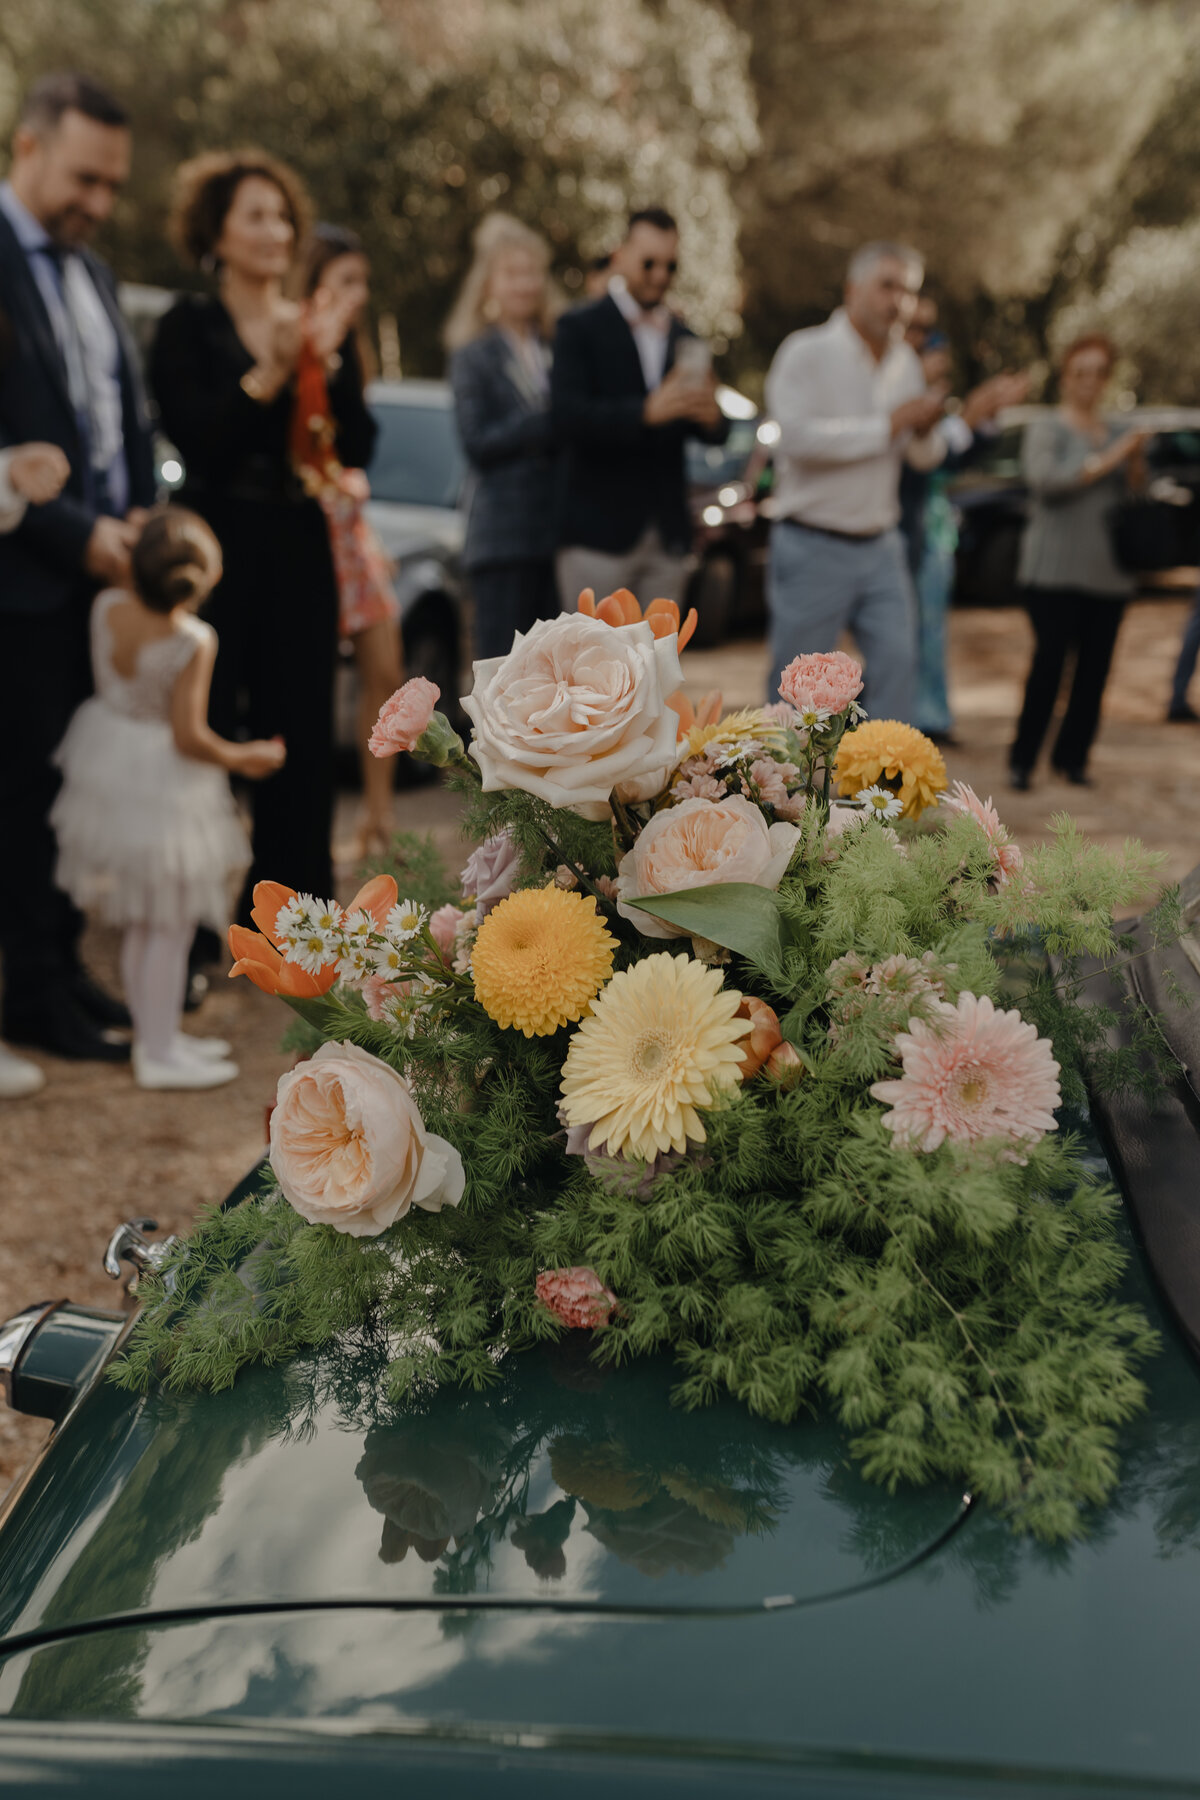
36, 241, 103, 508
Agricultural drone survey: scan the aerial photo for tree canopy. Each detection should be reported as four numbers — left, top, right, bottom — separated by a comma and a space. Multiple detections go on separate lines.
3, 0, 1200, 396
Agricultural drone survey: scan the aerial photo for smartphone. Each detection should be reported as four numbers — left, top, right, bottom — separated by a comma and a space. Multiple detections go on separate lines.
674, 337, 712, 382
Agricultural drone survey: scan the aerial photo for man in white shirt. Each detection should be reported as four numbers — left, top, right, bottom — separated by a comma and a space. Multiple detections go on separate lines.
763, 241, 947, 720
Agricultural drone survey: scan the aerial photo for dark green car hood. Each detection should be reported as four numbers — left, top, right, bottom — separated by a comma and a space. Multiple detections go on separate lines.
2, 1211, 1200, 1789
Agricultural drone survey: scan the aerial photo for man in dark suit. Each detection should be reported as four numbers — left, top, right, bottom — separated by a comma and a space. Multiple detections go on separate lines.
0, 72, 156, 1062
552, 207, 728, 609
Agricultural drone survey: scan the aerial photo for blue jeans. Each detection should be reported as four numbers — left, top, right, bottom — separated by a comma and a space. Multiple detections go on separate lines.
1170, 588, 1200, 712
914, 532, 955, 736
765, 522, 917, 722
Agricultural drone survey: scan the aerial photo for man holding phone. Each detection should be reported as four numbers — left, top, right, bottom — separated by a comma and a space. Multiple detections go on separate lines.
552, 207, 728, 607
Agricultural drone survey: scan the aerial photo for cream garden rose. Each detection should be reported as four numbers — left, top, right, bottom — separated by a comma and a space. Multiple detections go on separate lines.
615, 794, 802, 939
460, 613, 682, 819
270, 1041, 465, 1236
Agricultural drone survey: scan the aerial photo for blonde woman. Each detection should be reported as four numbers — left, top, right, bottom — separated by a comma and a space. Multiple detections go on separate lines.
446, 214, 560, 660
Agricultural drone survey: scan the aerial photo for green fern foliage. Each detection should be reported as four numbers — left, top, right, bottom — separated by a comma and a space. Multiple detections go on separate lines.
113, 798, 1175, 1542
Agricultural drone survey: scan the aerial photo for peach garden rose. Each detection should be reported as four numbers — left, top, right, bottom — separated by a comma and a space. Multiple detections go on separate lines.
460, 613, 683, 820
270, 1041, 465, 1236
615, 794, 801, 940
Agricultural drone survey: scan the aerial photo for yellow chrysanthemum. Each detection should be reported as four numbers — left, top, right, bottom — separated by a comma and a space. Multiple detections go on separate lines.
472, 886, 615, 1038
833, 718, 947, 819
560, 952, 746, 1160
685, 707, 782, 761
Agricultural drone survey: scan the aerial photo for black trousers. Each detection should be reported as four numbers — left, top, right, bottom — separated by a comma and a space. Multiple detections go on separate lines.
189, 492, 339, 919
1011, 586, 1125, 774
0, 602, 91, 1017
469, 559, 559, 662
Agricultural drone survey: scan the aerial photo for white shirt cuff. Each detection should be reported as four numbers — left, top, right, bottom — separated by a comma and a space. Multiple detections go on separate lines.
0, 451, 28, 535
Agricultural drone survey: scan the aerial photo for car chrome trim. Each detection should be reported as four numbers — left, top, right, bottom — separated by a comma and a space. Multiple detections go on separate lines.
0, 1303, 61, 1408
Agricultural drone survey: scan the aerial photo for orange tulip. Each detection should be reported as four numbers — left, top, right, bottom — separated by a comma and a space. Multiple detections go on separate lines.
666, 690, 694, 740
229, 874, 399, 997
346, 873, 399, 930
576, 588, 699, 649
734, 996, 783, 1078
227, 924, 338, 998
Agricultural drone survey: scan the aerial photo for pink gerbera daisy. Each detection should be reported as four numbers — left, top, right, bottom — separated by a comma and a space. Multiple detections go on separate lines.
942, 781, 1025, 888
871, 991, 1060, 1154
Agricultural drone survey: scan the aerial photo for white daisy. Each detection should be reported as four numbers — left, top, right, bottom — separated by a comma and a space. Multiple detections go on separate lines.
386, 899, 428, 942
310, 897, 344, 935
287, 931, 337, 976
857, 784, 903, 821
337, 942, 376, 985
343, 908, 377, 943
275, 894, 317, 942
373, 942, 410, 978
795, 705, 833, 731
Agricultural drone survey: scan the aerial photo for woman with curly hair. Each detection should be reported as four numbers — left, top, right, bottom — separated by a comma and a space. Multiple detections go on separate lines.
150, 151, 375, 914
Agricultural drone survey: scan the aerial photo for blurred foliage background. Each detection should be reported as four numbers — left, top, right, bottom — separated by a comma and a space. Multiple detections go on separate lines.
3, 0, 1200, 397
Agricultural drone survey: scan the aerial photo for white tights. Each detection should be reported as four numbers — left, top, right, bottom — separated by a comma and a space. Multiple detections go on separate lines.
120, 920, 196, 1063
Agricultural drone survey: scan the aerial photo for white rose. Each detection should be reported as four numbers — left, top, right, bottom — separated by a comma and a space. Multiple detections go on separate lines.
460, 614, 683, 819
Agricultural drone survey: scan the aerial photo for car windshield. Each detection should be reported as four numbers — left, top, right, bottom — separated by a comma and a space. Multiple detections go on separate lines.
686, 418, 760, 489
368, 398, 465, 509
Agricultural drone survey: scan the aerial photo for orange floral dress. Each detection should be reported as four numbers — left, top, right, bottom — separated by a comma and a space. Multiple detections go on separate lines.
291, 341, 399, 638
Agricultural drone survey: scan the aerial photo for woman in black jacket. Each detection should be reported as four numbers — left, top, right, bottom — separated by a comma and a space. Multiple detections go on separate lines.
446, 214, 559, 661
150, 150, 373, 914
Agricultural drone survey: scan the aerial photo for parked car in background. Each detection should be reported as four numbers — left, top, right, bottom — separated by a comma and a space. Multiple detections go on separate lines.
950, 406, 1200, 608
355, 378, 468, 741
684, 391, 775, 646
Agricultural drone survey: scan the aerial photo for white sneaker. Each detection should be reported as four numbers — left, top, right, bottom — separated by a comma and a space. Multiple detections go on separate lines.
133, 1044, 239, 1091
173, 1032, 233, 1062
0, 1042, 45, 1099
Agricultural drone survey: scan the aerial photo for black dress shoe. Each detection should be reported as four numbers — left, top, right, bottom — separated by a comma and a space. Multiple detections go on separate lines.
1167, 702, 1200, 723
1009, 766, 1032, 792
1053, 763, 1092, 787
69, 968, 132, 1030
4, 999, 131, 1062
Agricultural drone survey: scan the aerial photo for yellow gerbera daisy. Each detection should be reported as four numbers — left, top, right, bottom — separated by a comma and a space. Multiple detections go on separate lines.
685, 707, 783, 761
560, 952, 746, 1160
472, 886, 615, 1037
833, 718, 947, 819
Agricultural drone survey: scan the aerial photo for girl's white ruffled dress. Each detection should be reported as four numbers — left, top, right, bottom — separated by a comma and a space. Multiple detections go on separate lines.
51, 589, 251, 930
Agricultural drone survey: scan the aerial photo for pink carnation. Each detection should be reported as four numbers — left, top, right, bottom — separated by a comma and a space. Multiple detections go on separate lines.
536, 1267, 618, 1329
428, 903, 465, 963
674, 771, 726, 801
941, 782, 1025, 887
744, 758, 793, 808
871, 991, 1060, 1155
779, 651, 863, 716
362, 975, 404, 1021
368, 677, 440, 758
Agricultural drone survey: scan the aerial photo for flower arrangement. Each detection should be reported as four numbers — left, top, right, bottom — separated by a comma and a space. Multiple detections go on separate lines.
116, 597, 1176, 1541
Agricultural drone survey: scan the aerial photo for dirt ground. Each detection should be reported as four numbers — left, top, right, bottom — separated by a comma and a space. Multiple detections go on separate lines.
3, 596, 1200, 1489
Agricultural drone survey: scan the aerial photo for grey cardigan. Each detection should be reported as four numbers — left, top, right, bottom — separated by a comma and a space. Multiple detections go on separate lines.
449, 328, 557, 569
1016, 414, 1132, 597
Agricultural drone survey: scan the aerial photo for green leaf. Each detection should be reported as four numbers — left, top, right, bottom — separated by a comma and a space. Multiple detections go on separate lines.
625, 883, 786, 964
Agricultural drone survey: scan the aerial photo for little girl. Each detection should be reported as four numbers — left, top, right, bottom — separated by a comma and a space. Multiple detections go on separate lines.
51, 507, 286, 1090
